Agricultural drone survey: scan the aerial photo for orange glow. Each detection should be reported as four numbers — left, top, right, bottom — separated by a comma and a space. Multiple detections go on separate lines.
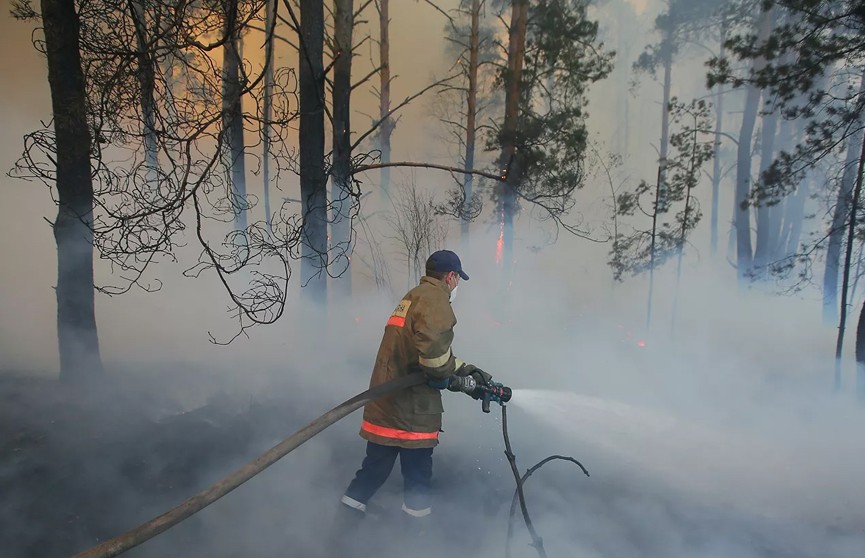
496, 205, 504, 266
637, 341, 647, 348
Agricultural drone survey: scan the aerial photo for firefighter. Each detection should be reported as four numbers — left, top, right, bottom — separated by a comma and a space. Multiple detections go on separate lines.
332, 249, 494, 543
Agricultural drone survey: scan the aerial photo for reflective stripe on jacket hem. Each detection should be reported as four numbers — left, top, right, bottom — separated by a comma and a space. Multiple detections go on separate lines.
361, 420, 439, 441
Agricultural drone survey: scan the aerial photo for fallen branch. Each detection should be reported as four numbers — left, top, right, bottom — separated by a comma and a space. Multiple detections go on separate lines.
501, 405, 590, 558
501, 404, 547, 558
506, 456, 590, 558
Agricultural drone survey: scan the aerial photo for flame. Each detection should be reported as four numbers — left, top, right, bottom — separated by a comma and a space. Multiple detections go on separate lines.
637, 341, 647, 348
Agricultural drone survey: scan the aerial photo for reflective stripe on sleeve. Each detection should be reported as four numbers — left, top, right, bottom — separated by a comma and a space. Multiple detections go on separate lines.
419, 347, 451, 369
361, 420, 439, 441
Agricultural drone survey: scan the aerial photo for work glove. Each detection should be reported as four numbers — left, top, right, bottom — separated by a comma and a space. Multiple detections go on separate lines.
457, 363, 493, 388
427, 377, 450, 390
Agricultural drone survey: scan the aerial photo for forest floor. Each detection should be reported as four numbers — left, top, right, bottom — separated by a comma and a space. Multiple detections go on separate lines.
0, 367, 300, 557
2, 367, 863, 558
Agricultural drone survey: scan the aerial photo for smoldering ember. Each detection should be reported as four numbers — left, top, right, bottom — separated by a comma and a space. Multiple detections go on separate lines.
1, 1, 864, 558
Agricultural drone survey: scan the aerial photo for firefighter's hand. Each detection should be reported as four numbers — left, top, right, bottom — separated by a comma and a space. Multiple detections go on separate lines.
427, 377, 450, 390
459, 363, 493, 387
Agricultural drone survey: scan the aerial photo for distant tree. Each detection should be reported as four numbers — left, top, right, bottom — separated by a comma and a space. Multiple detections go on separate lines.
429, 0, 499, 245
375, 0, 395, 199
855, 298, 865, 398
493, 0, 614, 276
261, 0, 276, 232
610, 98, 714, 327
835, 136, 865, 388
385, 177, 449, 288
10, 0, 333, 355
221, 0, 249, 233
708, 0, 865, 385
708, 1, 865, 291
633, 0, 729, 260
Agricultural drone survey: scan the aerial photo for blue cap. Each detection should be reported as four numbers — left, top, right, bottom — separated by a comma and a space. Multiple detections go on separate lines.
426, 250, 469, 280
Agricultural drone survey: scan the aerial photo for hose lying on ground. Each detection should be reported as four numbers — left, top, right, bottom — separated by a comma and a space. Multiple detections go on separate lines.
72, 372, 426, 558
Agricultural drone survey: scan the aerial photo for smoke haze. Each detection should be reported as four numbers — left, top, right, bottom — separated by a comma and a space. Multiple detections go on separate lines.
1, 1, 864, 557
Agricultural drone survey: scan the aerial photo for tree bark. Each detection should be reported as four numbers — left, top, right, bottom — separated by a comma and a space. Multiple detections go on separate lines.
262, 0, 275, 232
779, 118, 807, 259
222, 0, 247, 232
753, 104, 778, 274
647, 31, 673, 329
461, 0, 481, 246
855, 300, 865, 399
498, 0, 528, 277
299, 0, 328, 303
769, 116, 792, 260
656, 31, 672, 214
824, 72, 865, 323
834, 119, 865, 391
40, 0, 104, 382
130, 0, 159, 189
671, 119, 700, 331
782, 180, 807, 258
377, 0, 393, 199
734, 6, 775, 284
331, 0, 354, 298
710, 22, 727, 256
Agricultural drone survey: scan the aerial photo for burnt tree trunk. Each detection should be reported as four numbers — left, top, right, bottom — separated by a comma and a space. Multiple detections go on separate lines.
130, 0, 159, 188
377, 0, 394, 199
855, 300, 865, 399
299, 0, 328, 303
824, 71, 865, 323
734, 6, 775, 284
647, 32, 673, 329
262, 0, 275, 232
41, 0, 104, 382
461, 0, 481, 246
222, 0, 247, 232
331, 0, 354, 297
498, 0, 528, 277
753, 104, 778, 275
710, 22, 727, 256
834, 120, 865, 390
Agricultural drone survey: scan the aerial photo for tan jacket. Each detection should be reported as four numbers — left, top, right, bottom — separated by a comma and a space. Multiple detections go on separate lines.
360, 276, 463, 448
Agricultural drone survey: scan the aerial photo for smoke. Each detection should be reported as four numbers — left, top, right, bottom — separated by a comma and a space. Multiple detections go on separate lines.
2, 1, 865, 558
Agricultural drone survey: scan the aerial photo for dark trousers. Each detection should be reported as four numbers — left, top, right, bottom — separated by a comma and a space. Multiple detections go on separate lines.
343, 441, 433, 514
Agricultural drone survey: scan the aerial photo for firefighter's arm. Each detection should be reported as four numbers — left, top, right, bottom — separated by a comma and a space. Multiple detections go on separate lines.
414, 306, 459, 381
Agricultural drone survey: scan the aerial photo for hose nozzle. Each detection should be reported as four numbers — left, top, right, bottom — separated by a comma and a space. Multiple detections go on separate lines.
480, 383, 512, 413
487, 384, 512, 403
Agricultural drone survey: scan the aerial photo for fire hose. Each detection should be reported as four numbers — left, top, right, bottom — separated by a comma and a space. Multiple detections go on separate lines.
71, 372, 513, 558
